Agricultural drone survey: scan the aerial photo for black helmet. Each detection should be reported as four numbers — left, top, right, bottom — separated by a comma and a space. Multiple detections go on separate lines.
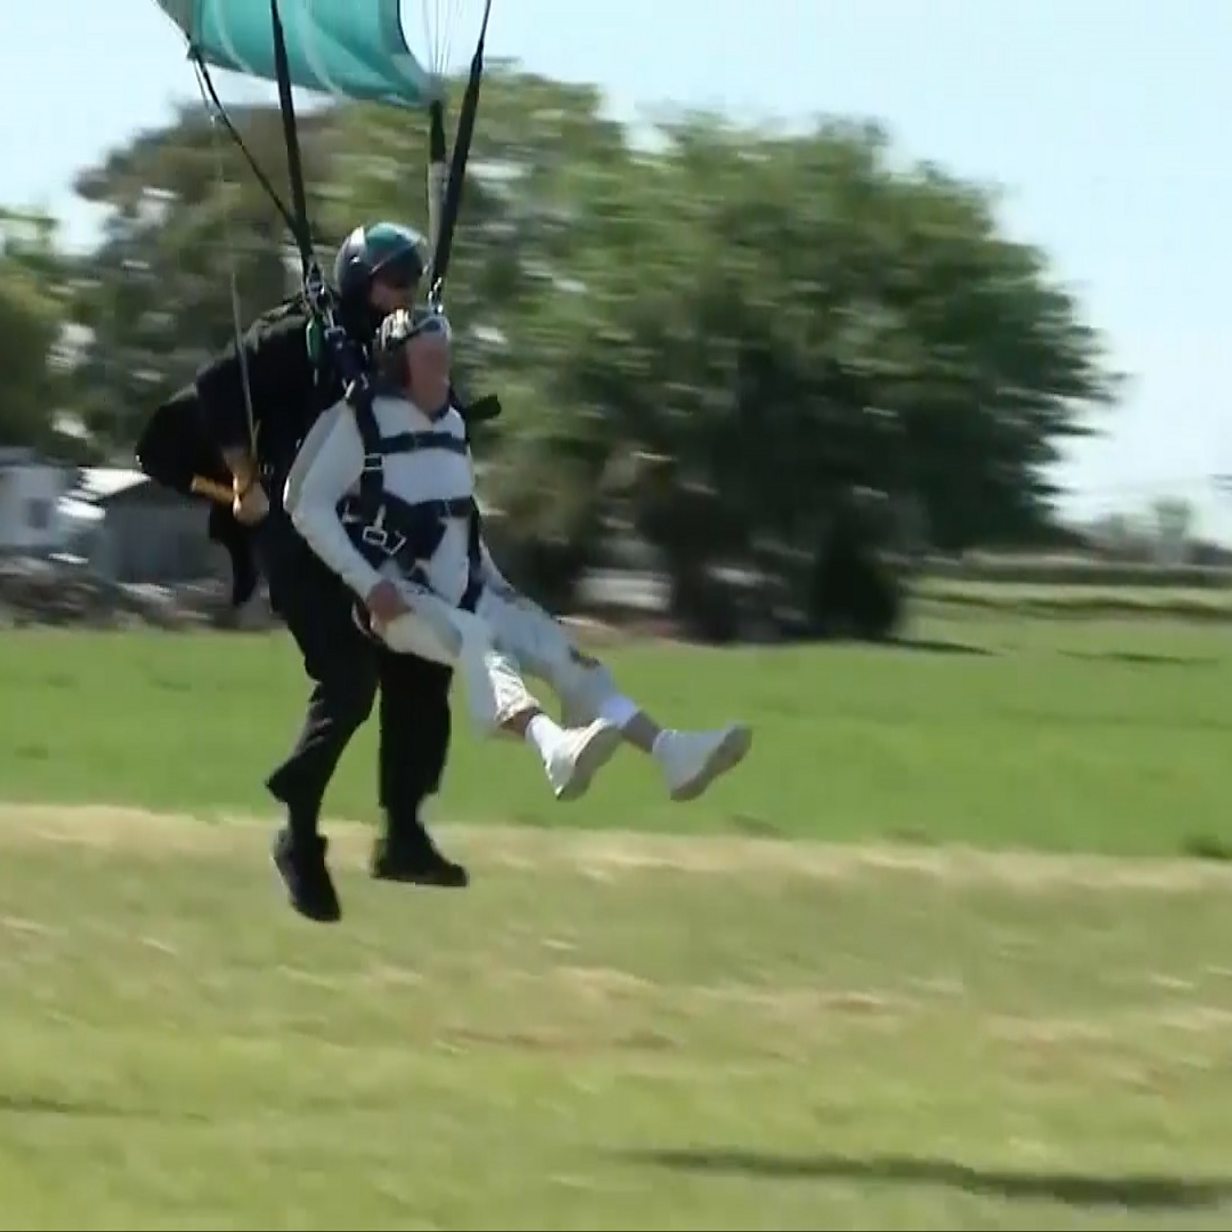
332, 222, 427, 305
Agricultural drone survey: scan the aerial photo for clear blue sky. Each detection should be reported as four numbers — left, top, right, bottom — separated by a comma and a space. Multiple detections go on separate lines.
2, 1, 1229, 540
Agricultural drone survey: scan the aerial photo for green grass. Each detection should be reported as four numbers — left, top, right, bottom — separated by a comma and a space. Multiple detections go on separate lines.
4, 615, 1232, 1227
3, 807, 1232, 1230
0, 615, 1228, 856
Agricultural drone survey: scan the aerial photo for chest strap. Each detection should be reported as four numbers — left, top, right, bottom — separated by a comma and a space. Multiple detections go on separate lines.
354, 397, 468, 501
341, 489, 482, 601
374, 429, 468, 456
347, 396, 484, 607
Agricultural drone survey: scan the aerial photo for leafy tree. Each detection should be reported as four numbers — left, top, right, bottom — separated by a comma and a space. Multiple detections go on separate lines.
0, 211, 70, 450
64, 103, 336, 449
52, 73, 1118, 636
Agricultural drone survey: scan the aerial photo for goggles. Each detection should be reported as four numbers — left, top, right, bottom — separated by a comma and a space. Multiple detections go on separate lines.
407, 308, 452, 342
377, 306, 453, 361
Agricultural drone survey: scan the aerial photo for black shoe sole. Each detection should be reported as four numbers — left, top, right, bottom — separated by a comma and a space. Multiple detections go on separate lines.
371, 862, 470, 889
271, 846, 342, 923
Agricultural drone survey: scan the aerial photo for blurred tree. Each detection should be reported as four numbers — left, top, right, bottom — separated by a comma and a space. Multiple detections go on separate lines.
0, 211, 71, 450
322, 69, 641, 603
53, 72, 1118, 635
532, 115, 1119, 634
63, 102, 337, 451
323, 69, 635, 430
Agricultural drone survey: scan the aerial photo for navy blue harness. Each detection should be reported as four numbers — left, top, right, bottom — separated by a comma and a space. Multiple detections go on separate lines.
342, 400, 484, 613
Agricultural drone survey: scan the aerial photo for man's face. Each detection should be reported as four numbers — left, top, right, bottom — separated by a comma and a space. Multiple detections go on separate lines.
404, 322, 451, 414
367, 243, 424, 314
369, 270, 417, 314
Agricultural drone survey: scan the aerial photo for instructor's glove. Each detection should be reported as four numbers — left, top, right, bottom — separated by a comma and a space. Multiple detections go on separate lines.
231, 478, 270, 526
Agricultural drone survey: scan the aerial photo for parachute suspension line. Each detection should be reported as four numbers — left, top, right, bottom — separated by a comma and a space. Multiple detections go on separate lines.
421, 0, 461, 85
188, 49, 301, 247
191, 57, 258, 459
428, 0, 494, 308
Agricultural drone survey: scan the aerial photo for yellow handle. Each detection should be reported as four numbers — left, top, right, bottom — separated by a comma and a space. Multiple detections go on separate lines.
190, 475, 234, 505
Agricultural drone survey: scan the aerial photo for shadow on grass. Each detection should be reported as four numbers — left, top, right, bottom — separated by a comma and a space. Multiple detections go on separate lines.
622, 1148, 1232, 1210
1182, 833, 1232, 862
1060, 649, 1220, 668
885, 636, 995, 657
0, 1093, 209, 1121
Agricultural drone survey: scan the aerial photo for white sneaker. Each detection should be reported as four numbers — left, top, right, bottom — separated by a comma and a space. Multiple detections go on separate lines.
546, 719, 623, 801
657, 724, 752, 801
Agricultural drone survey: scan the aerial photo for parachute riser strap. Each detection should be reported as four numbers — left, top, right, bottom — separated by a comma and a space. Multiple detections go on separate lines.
428, 0, 494, 308
427, 101, 449, 263
268, 0, 316, 279
266, 0, 354, 413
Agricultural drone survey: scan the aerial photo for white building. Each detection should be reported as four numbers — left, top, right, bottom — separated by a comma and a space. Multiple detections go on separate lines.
56, 466, 224, 584
0, 447, 72, 555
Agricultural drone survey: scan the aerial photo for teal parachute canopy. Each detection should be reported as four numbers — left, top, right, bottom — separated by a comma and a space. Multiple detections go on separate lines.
157, 0, 434, 109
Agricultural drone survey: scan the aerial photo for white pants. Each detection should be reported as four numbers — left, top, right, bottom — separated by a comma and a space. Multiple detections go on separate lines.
378, 579, 618, 736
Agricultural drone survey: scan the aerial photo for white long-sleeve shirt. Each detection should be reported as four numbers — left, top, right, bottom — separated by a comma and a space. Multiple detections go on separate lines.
284, 393, 481, 606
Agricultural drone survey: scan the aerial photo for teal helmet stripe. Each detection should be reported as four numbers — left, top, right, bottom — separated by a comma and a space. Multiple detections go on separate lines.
364, 222, 427, 276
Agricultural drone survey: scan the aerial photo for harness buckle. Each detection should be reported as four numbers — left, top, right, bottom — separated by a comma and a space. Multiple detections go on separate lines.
361, 453, 383, 474
359, 523, 407, 557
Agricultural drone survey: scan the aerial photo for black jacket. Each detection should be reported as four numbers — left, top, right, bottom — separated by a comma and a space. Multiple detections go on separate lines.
136, 298, 338, 606
136, 298, 503, 608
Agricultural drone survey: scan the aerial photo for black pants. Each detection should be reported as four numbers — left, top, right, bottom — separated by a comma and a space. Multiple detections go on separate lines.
259, 515, 453, 842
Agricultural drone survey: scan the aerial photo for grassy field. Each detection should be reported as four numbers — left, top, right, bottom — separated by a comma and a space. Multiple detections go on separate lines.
0, 614, 1228, 855
2, 614, 1231, 1228
4, 805, 1232, 1230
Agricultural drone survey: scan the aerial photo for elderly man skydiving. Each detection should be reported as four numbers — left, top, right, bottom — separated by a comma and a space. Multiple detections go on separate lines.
284, 305, 752, 806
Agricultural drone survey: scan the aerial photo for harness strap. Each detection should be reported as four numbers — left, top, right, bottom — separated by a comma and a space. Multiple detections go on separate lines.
341, 490, 479, 570
378, 430, 469, 457
356, 429, 468, 496
354, 396, 385, 505
344, 397, 485, 607
343, 492, 475, 526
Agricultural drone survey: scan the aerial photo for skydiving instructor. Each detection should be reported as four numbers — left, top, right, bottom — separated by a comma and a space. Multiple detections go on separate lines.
195, 222, 468, 923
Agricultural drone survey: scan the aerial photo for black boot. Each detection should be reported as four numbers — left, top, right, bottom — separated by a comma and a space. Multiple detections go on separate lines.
272, 827, 342, 922
371, 814, 468, 888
